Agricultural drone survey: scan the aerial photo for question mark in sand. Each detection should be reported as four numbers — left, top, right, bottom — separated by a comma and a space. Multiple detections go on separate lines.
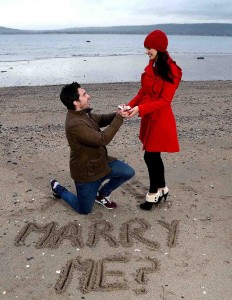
134, 257, 160, 284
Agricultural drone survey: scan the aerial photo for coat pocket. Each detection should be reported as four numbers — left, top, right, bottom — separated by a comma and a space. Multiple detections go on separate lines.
87, 156, 105, 177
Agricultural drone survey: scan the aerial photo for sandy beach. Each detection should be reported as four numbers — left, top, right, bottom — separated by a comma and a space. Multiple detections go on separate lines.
0, 80, 232, 299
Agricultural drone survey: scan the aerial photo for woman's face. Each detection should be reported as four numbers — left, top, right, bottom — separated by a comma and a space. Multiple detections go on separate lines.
145, 48, 158, 60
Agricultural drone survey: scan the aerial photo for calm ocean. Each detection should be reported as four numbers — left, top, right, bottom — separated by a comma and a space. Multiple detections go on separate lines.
0, 34, 232, 86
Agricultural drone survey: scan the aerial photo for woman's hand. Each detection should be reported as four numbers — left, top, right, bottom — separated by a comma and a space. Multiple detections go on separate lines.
127, 106, 139, 118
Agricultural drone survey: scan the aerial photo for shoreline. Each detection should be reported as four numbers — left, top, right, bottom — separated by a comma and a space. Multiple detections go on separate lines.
1, 81, 232, 299
0, 79, 232, 89
1, 53, 232, 87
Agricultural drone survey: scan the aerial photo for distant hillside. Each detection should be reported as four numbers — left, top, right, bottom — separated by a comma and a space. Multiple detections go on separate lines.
1, 23, 232, 36
0, 26, 24, 34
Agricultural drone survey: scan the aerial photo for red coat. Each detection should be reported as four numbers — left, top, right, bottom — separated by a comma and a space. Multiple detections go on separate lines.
128, 54, 182, 152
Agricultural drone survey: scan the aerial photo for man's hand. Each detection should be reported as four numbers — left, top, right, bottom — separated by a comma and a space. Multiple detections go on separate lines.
127, 106, 139, 118
117, 109, 130, 118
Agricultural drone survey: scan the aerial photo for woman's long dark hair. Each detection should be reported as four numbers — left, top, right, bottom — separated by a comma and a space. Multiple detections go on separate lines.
155, 51, 174, 83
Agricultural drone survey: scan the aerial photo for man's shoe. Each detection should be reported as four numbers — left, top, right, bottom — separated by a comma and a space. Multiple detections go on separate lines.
50, 179, 61, 199
95, 194, 117, 209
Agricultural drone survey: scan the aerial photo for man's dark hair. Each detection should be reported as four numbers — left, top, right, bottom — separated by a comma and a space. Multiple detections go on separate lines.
60, 82, 81, 110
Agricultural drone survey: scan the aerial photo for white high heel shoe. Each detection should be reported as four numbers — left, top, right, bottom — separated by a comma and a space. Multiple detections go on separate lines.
146, 191, 162, 203
158, 186, 169, 203
140, 191, 162, 210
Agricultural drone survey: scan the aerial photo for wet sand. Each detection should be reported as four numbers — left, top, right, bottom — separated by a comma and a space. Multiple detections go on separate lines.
0, 81, 232, 299
1, 53, 232, 87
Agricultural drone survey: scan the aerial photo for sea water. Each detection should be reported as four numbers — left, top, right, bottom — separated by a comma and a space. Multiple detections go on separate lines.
0, 34, 232, 86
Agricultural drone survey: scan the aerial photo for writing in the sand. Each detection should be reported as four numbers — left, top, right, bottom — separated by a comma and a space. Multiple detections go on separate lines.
54, 255, 160, 295
15, 218, 179, 294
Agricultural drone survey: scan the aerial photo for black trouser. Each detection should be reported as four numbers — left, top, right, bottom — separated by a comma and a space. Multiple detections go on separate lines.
144, 151, 165, 193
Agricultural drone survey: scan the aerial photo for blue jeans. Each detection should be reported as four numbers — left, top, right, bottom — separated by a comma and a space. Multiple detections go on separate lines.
54, 160, 135, 215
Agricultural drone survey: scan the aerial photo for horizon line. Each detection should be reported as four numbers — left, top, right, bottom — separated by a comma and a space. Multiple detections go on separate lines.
1, 22, 232, 31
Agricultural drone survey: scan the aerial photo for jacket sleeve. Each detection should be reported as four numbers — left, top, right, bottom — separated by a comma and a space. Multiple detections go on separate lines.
127, 87, 145, 108
91, 112, 117, 128
70, 114, 123, 146
139, 63, 182, 117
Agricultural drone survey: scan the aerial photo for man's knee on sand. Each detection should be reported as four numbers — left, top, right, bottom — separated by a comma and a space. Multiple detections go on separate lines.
124, 166, 135, 179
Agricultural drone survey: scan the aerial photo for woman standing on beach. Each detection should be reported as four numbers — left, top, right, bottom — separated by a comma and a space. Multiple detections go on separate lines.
126, 30, 182, 210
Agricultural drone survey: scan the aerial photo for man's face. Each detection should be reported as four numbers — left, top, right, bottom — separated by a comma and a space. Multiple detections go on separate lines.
76, 87, 90, 110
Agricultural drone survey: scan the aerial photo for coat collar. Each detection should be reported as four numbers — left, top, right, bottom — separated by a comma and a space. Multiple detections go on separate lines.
68, 108, 93, 115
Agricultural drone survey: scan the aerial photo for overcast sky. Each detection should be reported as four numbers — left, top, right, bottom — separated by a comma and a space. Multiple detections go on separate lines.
0, 0, 231, 30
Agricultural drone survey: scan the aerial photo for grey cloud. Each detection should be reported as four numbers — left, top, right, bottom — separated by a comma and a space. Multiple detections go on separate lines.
131, 1, 232, 22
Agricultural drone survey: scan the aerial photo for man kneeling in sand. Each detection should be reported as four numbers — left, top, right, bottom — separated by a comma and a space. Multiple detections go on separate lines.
50, 82, 135, 214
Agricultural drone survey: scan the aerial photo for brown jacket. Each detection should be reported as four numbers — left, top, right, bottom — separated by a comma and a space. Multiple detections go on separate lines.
65, 109, 123, 182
